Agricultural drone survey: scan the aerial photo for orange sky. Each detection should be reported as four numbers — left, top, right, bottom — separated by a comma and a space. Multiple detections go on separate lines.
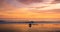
0, 0, 60, 21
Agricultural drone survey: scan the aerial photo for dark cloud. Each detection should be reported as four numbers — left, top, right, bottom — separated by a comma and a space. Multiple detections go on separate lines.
18, 0, 42, 2
17, 0, 42, 4
0, 0, 4, 7
55, 0, 60, 3
0, 0, 4, 3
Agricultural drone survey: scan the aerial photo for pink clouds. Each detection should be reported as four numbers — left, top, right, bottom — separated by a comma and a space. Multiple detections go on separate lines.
0, 0, 60, 21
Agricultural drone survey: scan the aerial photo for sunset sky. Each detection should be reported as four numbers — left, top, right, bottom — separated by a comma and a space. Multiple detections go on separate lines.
0, 0, 60, 21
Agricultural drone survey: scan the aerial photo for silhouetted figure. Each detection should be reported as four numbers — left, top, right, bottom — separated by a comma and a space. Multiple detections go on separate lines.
29, 21, 34, 28
29, 24, 32, 28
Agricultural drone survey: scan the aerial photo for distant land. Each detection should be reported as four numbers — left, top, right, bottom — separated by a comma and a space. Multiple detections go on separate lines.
0, 18, 60, 22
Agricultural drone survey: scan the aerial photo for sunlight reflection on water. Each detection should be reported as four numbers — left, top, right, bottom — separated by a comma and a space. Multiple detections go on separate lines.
0, 24, 60, 32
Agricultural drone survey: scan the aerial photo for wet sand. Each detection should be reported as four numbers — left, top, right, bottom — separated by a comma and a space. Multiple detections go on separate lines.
0, 24, 60, 32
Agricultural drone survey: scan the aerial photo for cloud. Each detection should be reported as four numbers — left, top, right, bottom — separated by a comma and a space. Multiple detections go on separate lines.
27, 3, 60, 13
55, 0, 60, 3
0, 0, 60, 21
0, 0, 60, 7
